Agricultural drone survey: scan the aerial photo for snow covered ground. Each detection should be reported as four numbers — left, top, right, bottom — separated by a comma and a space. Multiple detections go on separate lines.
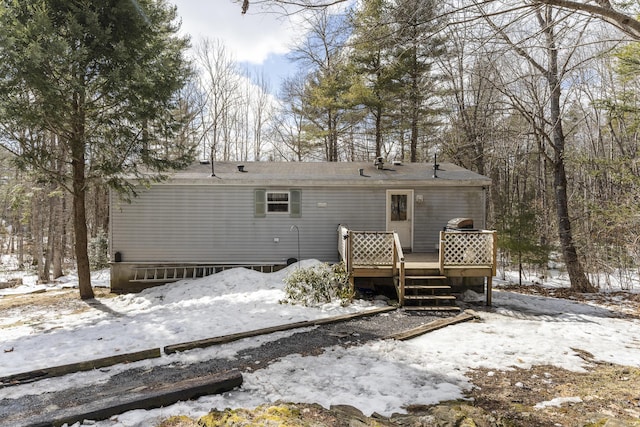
1, 261, 639, 427
0, 260, 383, 376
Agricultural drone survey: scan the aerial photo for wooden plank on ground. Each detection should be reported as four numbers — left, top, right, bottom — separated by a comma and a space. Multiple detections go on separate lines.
0, 348, 162, 388
22, 370, 243, 427
312, 306, 396, 326
386, 310, 479, 341
164, 306, 396, 354
2, 307, 397, 386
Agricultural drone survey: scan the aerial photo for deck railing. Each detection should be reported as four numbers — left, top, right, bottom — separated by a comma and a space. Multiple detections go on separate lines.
339, 225, 497, 306
340, 226, 496, 273
439, 230, 497, 275
339, 225, 404, 268
393, 232, 405, 304
338, 224, 405, 300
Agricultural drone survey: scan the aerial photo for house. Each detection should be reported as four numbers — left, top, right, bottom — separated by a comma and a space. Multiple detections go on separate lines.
109, 160, 495, 308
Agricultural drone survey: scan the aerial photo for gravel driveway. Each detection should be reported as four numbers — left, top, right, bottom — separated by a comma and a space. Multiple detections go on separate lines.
0, 308, 449, 426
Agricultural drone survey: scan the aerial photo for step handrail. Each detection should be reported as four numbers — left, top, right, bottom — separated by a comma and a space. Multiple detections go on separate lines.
393, 232, 405, 305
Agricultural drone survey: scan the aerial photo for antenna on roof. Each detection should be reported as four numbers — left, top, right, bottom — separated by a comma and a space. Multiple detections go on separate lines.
433, 153, 439, 178
211, 144, 216, 177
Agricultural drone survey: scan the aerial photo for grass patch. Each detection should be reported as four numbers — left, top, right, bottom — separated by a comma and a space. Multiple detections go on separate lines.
467, 359, 640, 426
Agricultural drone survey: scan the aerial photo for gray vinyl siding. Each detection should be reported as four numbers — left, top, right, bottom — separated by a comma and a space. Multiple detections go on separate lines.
412, 186, 486, 252
111, 185, 385, 264
293, 187, 384, 261
110, 184, 486, 263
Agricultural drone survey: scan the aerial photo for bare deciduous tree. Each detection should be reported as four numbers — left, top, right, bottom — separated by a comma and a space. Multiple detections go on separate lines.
236, 0, 640, 40
480, 5, 598, 292
196, 38, 242, 162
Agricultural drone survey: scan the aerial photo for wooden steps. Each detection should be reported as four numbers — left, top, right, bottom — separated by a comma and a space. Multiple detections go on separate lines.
402, 274, 460, 312
403, 284, 451, 290
403, 306, 461, 312
404, 295, 456, 301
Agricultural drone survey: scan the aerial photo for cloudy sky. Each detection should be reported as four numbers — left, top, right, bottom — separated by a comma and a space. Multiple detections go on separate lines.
170, 0, 305, 89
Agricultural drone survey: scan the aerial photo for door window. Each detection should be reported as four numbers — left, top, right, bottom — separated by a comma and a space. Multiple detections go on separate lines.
391, 194, 407, 221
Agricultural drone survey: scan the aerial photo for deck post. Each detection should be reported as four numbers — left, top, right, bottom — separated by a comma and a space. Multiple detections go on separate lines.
491, 230, 498, 277
438, 231, 445, 275
488, 231, 496, 306
392, 235, 397, 277
392, 232, 405, 305
347, 230, 354, 296
399, 259, 405, 305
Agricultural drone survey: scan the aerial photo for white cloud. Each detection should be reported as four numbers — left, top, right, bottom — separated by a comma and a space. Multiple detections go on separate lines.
170, 0, 303, 64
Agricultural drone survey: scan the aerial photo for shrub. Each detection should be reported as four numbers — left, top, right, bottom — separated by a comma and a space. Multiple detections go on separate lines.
282, 262, 353, 306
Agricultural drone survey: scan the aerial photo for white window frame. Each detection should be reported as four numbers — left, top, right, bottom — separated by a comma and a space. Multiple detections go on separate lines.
266, 190, 290, 214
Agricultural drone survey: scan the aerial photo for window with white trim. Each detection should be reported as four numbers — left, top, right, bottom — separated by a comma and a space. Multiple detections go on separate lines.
267, 191, 289, 213
254, 189, 302, 218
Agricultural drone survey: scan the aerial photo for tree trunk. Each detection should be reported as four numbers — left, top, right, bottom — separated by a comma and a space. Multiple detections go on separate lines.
71, 86, 94, 299
375, 105, 382, 158
52, 192, 64, 279
92, 184, 109, 236
32, 192, 49, 283
544, 13, 596, 293
17, 228, 24, 266
410, 71, 419, 162
553, 158, 594, 292
52, 142, 65, 279
43, 195, 54, 283
72, 151, 94, 299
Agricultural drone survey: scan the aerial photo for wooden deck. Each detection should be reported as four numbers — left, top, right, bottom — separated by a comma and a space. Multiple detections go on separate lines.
350, 253, 440, 275
404, 252, 440, 269
339, 226, 497, 309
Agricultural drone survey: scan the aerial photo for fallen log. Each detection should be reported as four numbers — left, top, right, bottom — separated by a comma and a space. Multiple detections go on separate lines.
0, 348, 161, 388
21, 370, 243, 427
164, 306, 396, 354
386, 310, 479, 341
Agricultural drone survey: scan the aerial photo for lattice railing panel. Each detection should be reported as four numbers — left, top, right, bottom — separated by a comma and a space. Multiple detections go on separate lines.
352, 232, 394, 266
442, 232, 494, 265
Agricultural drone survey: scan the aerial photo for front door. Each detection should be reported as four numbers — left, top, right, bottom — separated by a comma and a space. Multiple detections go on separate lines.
386, 190, 413, 251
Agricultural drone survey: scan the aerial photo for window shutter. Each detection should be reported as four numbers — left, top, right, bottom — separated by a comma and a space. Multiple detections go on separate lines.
290, 189, 301, 218
254, 189, 266, 217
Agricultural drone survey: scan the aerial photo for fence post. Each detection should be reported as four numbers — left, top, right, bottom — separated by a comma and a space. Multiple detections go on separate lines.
439, 231, 445, 275
347, 230, 354, 294
491, 231, 498, 276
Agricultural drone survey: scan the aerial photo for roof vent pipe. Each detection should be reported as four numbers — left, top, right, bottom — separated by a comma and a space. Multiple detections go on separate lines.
432, 154, 439, 178
359, 168, 364, 176
374, 156, 384, 170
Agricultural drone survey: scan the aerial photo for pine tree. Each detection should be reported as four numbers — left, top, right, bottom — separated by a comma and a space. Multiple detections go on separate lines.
348, 0, 398, 158
499, 203, 551, 286
0, 0, 195, 299
389, 0, 446, 162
